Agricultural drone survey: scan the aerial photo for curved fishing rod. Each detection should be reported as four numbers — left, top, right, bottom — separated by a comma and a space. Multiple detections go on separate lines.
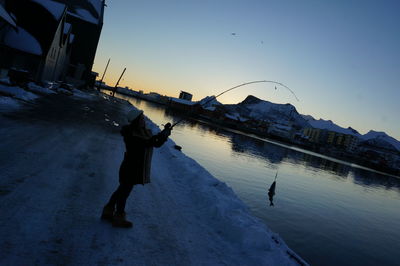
170, 80, 298, 128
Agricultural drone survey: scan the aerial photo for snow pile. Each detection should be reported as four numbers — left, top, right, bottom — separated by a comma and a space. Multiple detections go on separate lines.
26, 82, 56, 95
0, 84, 39, 101
0, 77, 11, 85
70, 88, 97, 100
0, 96, 21, 112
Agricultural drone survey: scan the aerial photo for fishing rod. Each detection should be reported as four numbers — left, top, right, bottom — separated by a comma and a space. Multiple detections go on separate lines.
169, 80, 298, 128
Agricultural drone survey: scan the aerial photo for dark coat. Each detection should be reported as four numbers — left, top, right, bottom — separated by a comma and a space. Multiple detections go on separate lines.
119, 125, 169, 185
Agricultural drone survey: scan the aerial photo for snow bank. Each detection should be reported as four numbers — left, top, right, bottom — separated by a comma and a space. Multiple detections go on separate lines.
0, 96, 21, 112
0, 84, 38, 101
26, 82, 56, 95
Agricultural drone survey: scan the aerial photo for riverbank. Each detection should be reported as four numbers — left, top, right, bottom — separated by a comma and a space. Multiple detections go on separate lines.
111, 88, 399, 178
0, 84, 306, 265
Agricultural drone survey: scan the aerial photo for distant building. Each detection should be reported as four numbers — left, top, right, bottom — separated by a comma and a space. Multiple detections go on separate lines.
303, 128, 324, 143
179, 91, 192, 101
169, 97, 196, 111
268, 123, 294, 140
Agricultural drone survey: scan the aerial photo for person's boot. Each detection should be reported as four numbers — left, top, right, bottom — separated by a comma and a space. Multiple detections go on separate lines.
101, 204, 115, 221
112, 212, 133, 228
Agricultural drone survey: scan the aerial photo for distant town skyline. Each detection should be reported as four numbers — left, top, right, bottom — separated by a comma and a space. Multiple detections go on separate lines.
92, 0, 400, 140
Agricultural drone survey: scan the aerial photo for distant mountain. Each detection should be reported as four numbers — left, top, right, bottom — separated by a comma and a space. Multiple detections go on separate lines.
223, 95, 309, 127
361, 130, 400, 151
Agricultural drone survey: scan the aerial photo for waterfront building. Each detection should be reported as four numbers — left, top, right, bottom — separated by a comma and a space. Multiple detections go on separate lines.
179, 91, 193, 101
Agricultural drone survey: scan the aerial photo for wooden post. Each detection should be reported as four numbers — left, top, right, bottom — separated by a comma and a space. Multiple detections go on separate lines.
98, 58, 110, 91
112, 67, 126, 97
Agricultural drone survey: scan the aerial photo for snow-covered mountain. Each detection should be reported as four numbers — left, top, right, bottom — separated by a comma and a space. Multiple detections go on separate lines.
361, 130, 400, 151
223, 95, 309, 127
198, 95, 400, 151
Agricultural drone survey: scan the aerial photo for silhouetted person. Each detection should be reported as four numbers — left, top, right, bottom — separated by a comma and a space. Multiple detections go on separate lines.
101, 108, 172, 228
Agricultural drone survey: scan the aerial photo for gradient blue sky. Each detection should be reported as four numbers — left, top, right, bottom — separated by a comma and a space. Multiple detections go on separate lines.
92, 0, 400, 140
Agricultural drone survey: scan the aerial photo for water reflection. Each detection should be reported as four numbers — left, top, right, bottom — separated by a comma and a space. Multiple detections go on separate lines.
223, 128, 400, 190
352, 168, 400, 191
153, 96, 400, 191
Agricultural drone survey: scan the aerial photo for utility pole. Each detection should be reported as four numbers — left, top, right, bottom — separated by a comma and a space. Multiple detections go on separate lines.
98, 58, 110, 91
112, 67, 126, 97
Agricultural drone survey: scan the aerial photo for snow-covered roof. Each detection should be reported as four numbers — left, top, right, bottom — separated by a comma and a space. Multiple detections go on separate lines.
170, 97, 197, 106
225, 113, 247, 122
198, 96, 222, 108
225, 113, 237, 120
87, 0, 102, 16
31, 0, 66, 21
204, 106, 216, 111
71, 8, 98, 24
0, 4, 17, 27
1, 26, 42, 55
271, 123, 292, 131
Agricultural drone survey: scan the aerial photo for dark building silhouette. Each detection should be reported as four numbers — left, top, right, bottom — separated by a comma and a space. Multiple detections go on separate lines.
0, 0, 104, 87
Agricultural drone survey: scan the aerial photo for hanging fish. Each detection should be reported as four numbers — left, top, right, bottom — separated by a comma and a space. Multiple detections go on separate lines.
268, 172, 278, 206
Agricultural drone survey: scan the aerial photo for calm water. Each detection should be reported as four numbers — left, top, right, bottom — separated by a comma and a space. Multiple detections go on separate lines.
118, 94, 400, 266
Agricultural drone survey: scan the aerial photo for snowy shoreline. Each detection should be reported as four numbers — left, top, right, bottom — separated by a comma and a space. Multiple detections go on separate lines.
0, 84, 307, 265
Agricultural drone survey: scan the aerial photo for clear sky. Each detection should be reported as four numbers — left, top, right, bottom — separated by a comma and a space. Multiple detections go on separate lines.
92, 0, 400, 140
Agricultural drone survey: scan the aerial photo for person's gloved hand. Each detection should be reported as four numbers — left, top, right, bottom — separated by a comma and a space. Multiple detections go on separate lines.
160, 122, 172, 137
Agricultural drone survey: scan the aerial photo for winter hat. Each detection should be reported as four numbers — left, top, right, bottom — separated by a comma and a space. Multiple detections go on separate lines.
127, 108, 143, 123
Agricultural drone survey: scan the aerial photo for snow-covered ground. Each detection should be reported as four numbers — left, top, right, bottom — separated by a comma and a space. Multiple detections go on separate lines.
0, 84, 306, 265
